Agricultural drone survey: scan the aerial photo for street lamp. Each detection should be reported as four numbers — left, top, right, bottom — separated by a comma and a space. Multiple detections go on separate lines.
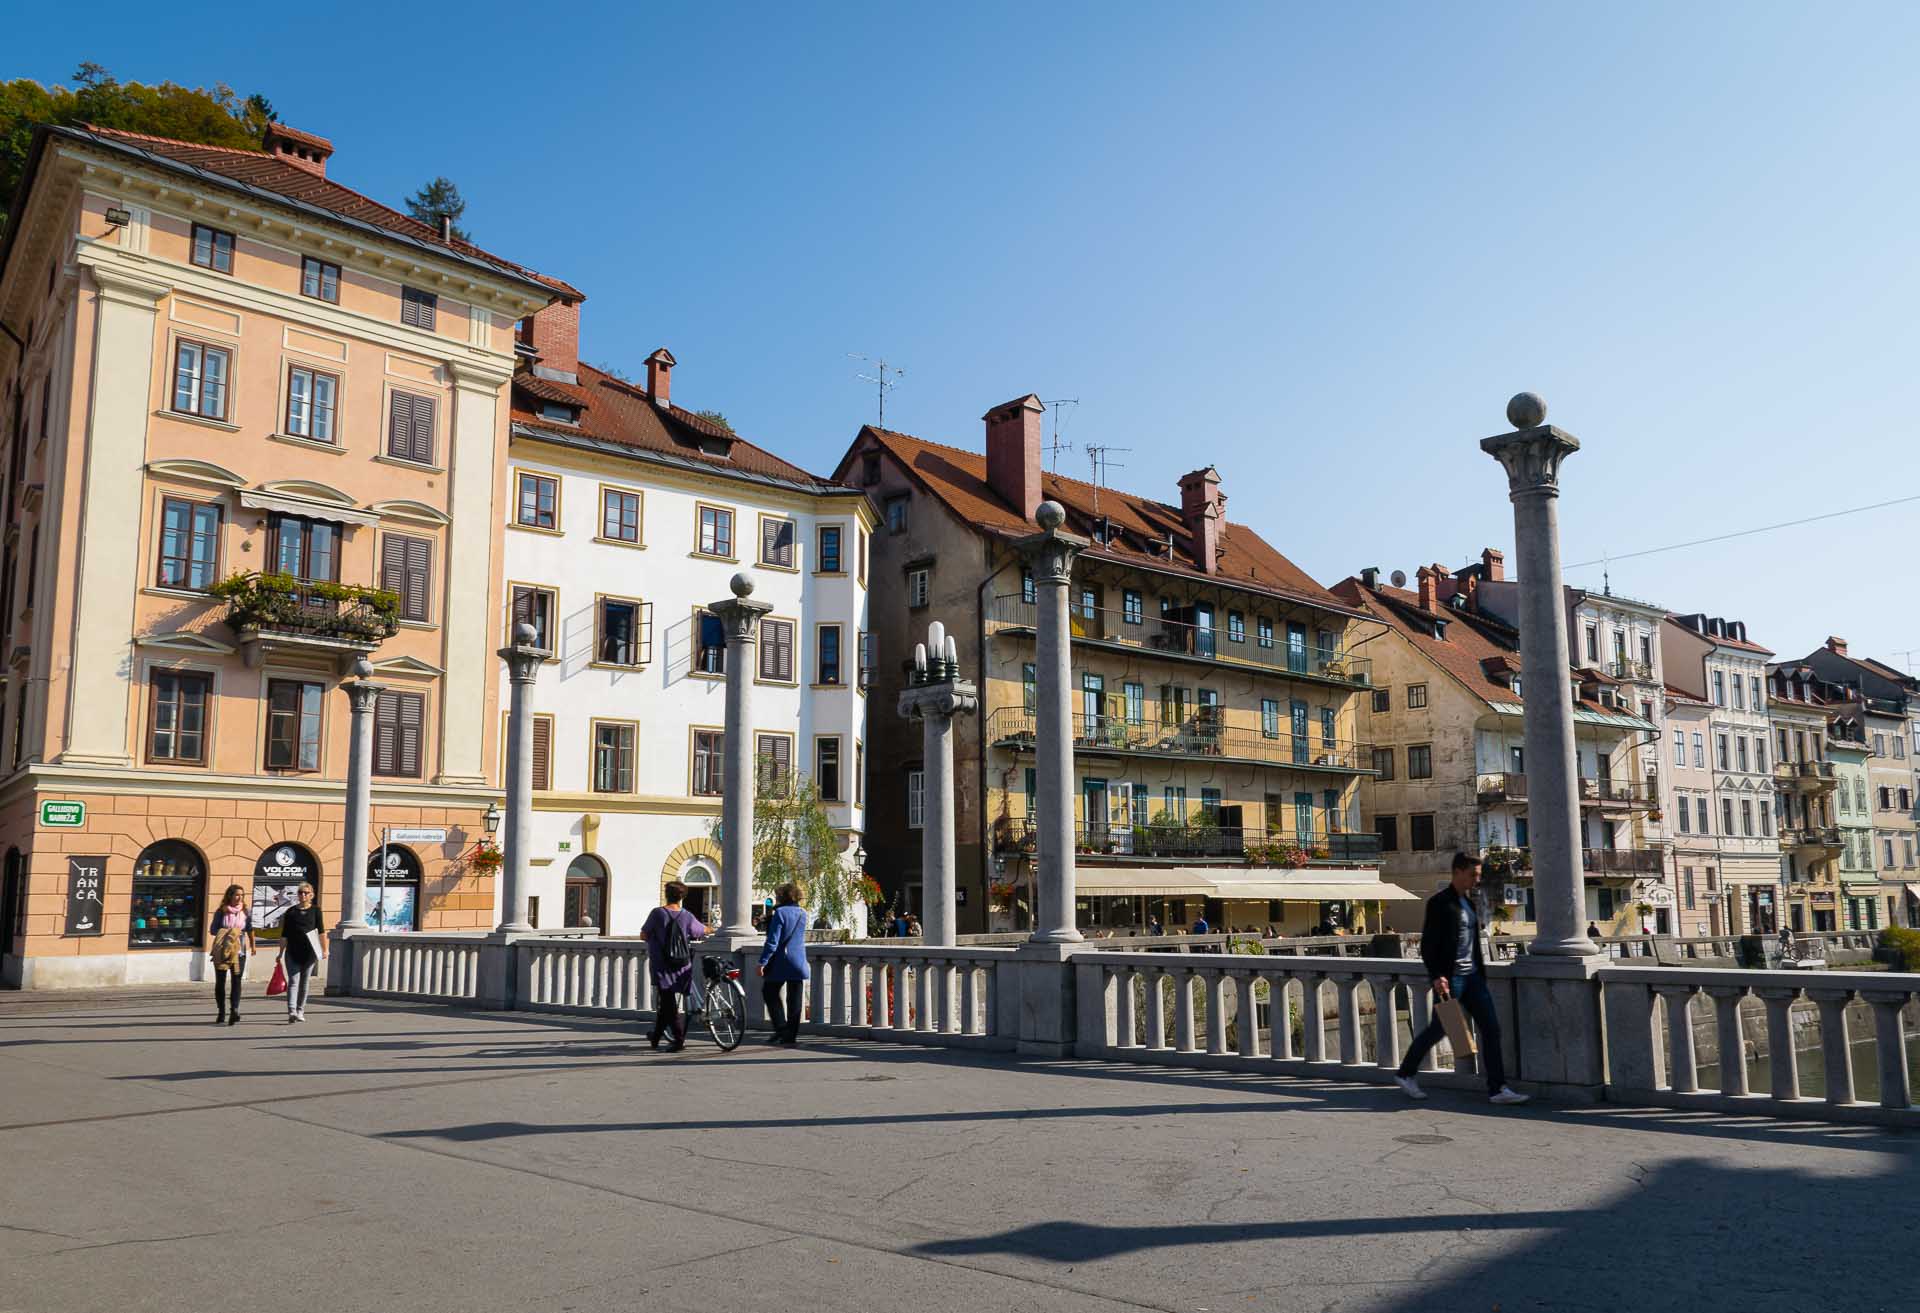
483, 801, 502, 836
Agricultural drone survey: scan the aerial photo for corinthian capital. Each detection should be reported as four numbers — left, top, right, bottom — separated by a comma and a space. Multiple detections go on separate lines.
1012, 500, 1089, 586
1481, 395, 1580, 498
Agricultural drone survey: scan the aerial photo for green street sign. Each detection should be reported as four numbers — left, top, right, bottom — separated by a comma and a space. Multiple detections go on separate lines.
40, 800, 86, 828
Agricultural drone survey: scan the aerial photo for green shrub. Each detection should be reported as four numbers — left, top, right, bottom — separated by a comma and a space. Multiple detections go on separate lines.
1879, 926, 1920, 972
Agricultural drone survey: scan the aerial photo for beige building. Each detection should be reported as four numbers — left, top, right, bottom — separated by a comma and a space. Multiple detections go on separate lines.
1662, 686, 1720, 936
0, 123, 567, 986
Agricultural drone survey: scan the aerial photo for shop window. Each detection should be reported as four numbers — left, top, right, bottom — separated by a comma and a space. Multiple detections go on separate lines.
251, 842, 320, 942
367, 846, 421, 931
130, 840, 206, 948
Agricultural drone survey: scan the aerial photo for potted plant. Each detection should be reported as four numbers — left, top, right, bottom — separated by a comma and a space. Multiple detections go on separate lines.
467, 840, 502, 873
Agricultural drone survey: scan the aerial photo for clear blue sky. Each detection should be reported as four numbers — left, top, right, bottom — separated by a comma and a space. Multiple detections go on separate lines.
14, 2, 1920, 668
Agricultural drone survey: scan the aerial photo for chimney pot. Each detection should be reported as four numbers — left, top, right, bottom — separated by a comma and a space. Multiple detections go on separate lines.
983, 394, 1045, 522
1360, 567, 1379, 589
645, 348, 676, 407
1177, 467, 1224, 574
262, 124, 334, 178
1481, 547, 1505, 582
1417, 565, 1438, 613
523, 299, 581, 382
1827, 635, 1849, 657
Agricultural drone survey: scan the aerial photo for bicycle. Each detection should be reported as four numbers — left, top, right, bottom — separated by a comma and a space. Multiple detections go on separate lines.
687, 954, 747, 1051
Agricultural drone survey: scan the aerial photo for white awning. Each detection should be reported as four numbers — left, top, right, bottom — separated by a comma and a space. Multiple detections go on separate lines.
1076, 866, 1219, 897
1206, 874, 1419, 903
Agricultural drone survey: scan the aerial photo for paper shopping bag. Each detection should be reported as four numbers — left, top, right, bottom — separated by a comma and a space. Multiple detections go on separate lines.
1435, 998, 1477, 1057
266, 960, 288, 997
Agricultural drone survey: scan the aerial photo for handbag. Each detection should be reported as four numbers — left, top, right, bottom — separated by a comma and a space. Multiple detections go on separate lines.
1435, 997, 1477, 1057
266, 959, 288, 997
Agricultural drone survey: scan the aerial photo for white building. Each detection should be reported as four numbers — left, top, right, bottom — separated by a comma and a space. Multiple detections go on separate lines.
498, 302, 872, 933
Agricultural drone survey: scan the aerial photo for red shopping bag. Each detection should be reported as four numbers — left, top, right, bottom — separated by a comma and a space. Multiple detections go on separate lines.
265, 959, 288, 997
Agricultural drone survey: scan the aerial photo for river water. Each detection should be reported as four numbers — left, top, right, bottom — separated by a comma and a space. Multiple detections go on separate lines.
1697, 1033, 1920, 1104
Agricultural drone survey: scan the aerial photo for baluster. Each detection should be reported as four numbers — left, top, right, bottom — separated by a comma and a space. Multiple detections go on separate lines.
1655, 986, 1699, 1094
892, 962, 911, 1030
1236, 973, 1260, 1058
1862, 991, 1913, 1111
1205, 971, 1229, 1055
959, 963, 978, 1035
913, 958, 932, 1032
1301, 975, 1328, 1063
1705, 986, 1751, 1097
852, 961, 871, 1027
1174, 971, 1198, 1052
1755, 986, 1803, 1102
1113, 967, 1137, 1048
832, 957, 852, 1026
1146, 972, 1168, 1050
981, 965, 996, 1036
1410, 983, 1438, 1071
1807, 988, 1856, 1106
1268, 975, 1295, 1060
1335, 973, 1362, 1066
1374, 979, 1403, 1071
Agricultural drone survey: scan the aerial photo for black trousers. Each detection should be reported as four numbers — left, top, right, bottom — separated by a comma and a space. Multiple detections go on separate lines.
214, 961, 246, 1016
762, 980, 803, 1042
651, 987, 688, 1047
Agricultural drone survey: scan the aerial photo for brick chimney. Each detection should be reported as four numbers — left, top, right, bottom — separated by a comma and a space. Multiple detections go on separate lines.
1177, 467, 1223, 574
520, 299, 581, 383
984, 394, 1045, 521
1481, 547, 1505, 582
1417, 565, 1438, 612
645, 348, 676, 408
1827, 635, 1849, 657
262, 124, 334, 178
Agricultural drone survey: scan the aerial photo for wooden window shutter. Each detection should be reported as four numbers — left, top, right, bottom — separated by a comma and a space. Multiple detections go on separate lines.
380, 535, 407, 599
398, 692, 423, 778
411, 395, 435, 464
531, 715, 552, 791
373, 692, 399, 775
775, 620, 793, 680
405, 535, 431, 622
387, 392, 409, 459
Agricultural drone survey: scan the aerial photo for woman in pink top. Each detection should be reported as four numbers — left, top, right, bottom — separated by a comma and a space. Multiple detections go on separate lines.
207, 884, 255, 1026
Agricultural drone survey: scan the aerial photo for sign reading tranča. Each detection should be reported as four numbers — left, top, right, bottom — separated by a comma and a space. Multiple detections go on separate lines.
41, 800, 86, 827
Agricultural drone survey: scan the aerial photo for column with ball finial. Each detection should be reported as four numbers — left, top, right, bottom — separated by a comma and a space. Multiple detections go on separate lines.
495, 622, 543, 934
1014, 501, 1089, 944
710, 572, 774, 945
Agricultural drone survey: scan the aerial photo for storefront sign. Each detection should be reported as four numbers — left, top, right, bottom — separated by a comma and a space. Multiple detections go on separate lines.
41, 800, 85, 827
64, 856, 107, 936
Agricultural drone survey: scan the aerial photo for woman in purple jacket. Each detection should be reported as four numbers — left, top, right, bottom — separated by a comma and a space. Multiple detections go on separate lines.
641, 880, 707, 1051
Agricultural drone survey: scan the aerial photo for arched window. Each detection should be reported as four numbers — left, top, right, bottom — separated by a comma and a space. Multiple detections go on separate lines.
565, 854, 608, 933
366, 846, 422, 931
252, 842, 321, 942
677, 860, 717, 922
131, 840, 207, 948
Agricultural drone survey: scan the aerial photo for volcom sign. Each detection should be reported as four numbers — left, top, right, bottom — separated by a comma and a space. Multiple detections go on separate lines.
254, 844, 317, 884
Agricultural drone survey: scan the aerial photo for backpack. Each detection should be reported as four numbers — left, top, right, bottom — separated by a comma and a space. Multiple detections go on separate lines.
660, 910, 691, 970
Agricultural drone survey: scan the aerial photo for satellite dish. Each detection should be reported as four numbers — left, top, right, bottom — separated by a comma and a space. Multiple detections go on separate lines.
1390, 570, 1407, 587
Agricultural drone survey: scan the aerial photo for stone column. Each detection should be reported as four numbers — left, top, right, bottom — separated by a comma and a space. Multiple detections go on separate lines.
898, 623, 978, 948
711, 574, 773, 946
338, 660, 384, 930
1014, 502, 1089, 945
494, 623, 541, 934
1482, 393, 1595, 958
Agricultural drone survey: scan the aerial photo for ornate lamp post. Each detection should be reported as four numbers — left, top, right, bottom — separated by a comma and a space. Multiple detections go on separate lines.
899, 620, 979, 948
1015, 501, 1088, 944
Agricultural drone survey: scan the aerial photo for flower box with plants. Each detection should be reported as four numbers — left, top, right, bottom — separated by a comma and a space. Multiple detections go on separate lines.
466, 840, 503, 873
210, 571, 401, 643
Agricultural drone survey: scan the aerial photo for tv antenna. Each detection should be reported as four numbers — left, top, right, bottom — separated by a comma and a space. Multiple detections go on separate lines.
849, 354, 904, 428
1042, 397, 1078, 471
1894, 649, 1920, 675
1085, 444, 1130, 513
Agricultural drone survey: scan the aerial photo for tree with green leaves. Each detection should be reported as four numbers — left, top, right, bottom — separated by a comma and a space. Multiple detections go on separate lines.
711, 758, 860, 929
1, 65, 276, 231
404, 176, 469, 241
692, 410, 734, 433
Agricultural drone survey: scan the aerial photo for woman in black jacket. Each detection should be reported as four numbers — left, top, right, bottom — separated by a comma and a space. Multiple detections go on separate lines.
275, 883, 327, 1023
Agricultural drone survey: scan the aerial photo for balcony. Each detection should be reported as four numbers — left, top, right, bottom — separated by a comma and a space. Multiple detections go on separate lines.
994, 818, 1380, 867
986, 594, 1371, 690
1604, 658, 1656, 684
986, 706, 1373, 775
1477, 772, 1528, 804
214, 572, 399, 670
1476, 847, 1663, 877
1578, 776, 1657, 810
1773, 759, 1838, 792
1780, 827, 1845, 853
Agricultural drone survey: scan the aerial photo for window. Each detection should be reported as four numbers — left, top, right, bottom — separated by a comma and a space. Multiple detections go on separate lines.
1376, 816, 1398, 852
1021, 570, 1036, 605
758, 618, 795, 682
1722, 798, 1734, 836
1716, 735, 1730, 771
1123, 589, 1143, 624
593, 722, 636, 793
858, 630, 875, 689
816, 624, 842, 685
301, 256, 340, 302
1755, 738, 1767, 772
692, 730, 724, 795
1898, 738, 1909, 761
1023, 663, 1037, 714
1875, 732, 1887, 757
1261, 698, 1280, 739
601, 489, 641, 543
855, 742, 865, 806
1750, 676, 1762, 710
190, 224, 233, 273
286, 366, 337, 442
907, 568, 930, 609
756, 733, 793, 795
1675, 733, 1686, 766
1692, 732, 1704, 767
1683, 866, 1696, 910
130, 841, 206, 949
1227, 611, 1245, 643
1881, 787, 1892, 811
1677, 798, 1691, 833
1696, 797, 1709, 834
387, 391, 435, 463
157, 497, 220, 590
759, 516, 796, 568
373, 690, 424, 778
1408, 744, 1432, 779
1372, 747, 1394, 780
516, 472, 558, 530
264, 679, 323, 771
1712, 671, 1725, 706
1736, 738, 1749, 773
1409, 814, 1436, 851
857, 528, 867, 581
401, 285, 437, 330
597, 597, 649, 666
510, 584, 556, 653
1123, 681, 1145, 725
884, 495, 908, 533
1640, 635, 1653, 669
817, 525, 843, 573
380, 533, 433, 624
1077, 587, 1097, 621
1903, 788, 1913, 811
861, 451, 882, 485
1760, 801, 1773, 836
1372, 688, 1390, 713
1200, 787, 1223, 821
906, 769, 926, 829
270, 515, 339, 582
698, 505, 735, 557
1584, 624, 1598, 663
1407, 684, 1428, 709
1257, 617, 1274, 649
1732, 676, 1745, 711
171, 340, 229, 420
1740, 799, 1754, 836
1321, 706, 1336, 747
147, 671, 210, 764
816, 737, 843, 802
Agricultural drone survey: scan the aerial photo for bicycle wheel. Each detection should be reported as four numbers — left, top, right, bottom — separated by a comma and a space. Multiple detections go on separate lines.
706, 979, 746, 1051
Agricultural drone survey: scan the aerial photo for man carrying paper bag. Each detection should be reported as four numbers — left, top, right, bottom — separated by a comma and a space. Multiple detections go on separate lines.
1394, 852, 1530, 1106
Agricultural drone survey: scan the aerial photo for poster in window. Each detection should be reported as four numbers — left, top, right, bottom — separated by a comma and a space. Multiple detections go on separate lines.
252, 843, 319, 941
64, 856, 107, 936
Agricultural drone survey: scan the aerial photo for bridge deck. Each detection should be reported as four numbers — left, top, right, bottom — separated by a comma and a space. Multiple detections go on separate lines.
2, 990, 1912, 1313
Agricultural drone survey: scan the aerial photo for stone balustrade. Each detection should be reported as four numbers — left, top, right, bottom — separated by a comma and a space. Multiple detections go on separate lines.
352, 932, 486, 1002
799, 944, 1013, 1051
521, 937, 657, 1017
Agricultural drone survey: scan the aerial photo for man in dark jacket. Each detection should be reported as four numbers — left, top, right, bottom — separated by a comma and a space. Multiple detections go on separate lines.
1394, 852, 1529, 1105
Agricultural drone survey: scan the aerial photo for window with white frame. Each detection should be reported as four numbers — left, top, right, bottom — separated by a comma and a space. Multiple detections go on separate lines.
906, 769, 925, 828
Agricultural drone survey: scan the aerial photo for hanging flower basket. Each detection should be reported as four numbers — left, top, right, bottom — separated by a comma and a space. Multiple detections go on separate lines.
467, 841, 503, 872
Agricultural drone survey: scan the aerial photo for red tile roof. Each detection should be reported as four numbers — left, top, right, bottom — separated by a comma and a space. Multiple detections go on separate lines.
852, 426, 1353, 615
69, 124, 579, 298
511, 364, 844, 490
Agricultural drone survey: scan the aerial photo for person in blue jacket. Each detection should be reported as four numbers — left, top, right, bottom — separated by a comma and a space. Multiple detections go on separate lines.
757, 881, 811, 1045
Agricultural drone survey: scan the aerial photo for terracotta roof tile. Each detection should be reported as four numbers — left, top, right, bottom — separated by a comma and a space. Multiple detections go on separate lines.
1332, 578, 1532, 708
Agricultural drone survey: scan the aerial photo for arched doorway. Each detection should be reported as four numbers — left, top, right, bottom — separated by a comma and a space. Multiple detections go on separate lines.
564, 854, 609, 933
252, 842, 321, 944
1, 847, 23, 975
678, 859, 718, 923
130, 840, 207, 949
366, 846, 422, 931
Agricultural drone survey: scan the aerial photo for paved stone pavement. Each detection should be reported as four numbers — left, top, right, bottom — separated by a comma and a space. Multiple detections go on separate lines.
1, 989, 1915, 1313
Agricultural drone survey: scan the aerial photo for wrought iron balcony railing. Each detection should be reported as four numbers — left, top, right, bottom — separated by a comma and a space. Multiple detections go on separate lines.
985, 706, 1374, 773
994, 818, 1381, 866
1480, 846, 1664, 876
212, 572, 399, 646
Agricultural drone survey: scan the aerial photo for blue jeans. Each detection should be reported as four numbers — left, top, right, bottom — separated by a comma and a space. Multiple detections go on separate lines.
1399, 970, 1506, 1092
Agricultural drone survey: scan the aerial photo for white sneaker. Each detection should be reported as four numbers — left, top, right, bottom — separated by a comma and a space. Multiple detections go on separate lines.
1393, 1074, 1428, 1101
1489, 1085, 1530, 1105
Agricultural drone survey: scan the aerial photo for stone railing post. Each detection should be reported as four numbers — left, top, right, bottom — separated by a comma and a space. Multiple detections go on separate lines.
1805, 987, 1857, 1106
710, 573, 774, 947
898, 621, 979, 949
1014, 501, 1088, 945
326, 659, 383, 995
494, 623, 541, 934
1754, 986, 1804, 1102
